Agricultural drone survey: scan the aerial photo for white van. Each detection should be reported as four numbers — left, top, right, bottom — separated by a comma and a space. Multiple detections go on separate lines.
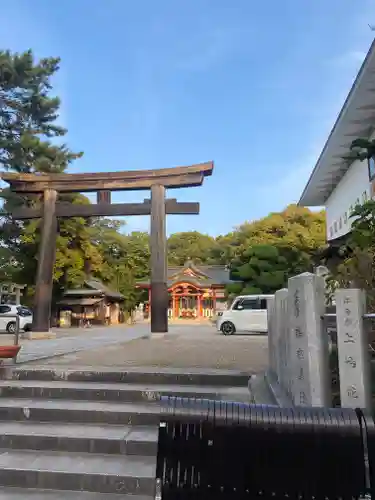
216, 294, 274, 335
0, 304, 33, 333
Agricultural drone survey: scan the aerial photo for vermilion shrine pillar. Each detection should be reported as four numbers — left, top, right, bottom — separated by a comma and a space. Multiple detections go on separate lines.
197, 295, 201, 318
172, 294, 176, 319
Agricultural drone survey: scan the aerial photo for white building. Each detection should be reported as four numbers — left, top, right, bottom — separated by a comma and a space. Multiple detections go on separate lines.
299, 39, 375, 246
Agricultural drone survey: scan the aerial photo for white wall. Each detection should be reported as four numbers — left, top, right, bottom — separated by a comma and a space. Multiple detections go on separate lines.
326, 156, 371, 241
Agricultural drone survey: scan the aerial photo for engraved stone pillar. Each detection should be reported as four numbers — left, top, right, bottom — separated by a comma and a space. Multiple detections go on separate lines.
335, 289, 371, 409
279, 289, 290, 394
267, 296, 276, 376
288, 272, 331, 407
274, 289, 288, 387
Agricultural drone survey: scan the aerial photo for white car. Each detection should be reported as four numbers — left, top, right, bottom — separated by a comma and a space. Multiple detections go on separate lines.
0, 304, 33, 333
216, 294, 274, 335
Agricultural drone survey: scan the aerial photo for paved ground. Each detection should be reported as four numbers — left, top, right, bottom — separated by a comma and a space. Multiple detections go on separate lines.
25, 324, 269, 372
11, 325, 150, 364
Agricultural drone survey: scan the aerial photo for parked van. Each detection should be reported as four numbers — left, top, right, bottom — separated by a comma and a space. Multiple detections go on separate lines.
0, 304, 33, 333
216, 294, 274, 335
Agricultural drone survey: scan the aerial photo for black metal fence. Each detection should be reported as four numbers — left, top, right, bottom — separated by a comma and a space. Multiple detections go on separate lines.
156, 397, 375, 500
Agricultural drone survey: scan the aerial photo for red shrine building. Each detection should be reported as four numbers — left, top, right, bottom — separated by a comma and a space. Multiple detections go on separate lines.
137, 261, 232, 319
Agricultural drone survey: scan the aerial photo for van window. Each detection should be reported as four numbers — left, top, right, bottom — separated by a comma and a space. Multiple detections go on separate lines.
0, 306, 11, 314
240, 298, 260, 310
16, 306, 32, 317
232, 300, 242, 310
369, 157, 375, 181
260, 299, 268, 310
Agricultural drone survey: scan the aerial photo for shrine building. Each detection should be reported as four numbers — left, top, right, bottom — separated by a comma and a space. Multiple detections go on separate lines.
137, 261, 232, 319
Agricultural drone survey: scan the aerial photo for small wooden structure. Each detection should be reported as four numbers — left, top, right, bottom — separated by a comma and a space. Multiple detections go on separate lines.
137, 260, 231, 319
57, 279, 124, 327
2, 163, 213, 333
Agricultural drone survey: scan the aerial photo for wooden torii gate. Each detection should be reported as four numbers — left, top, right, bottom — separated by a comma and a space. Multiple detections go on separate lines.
1, 162, 213, 334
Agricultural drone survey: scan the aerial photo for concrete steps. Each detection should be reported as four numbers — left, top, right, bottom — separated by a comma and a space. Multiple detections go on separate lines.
0, 398, 161, 426
11, 366, 250, 386
0, 366, 250, 497
0, 489, 144, 499
0, 379, 249, 403
0, 449, 155, 495
0, 422, 158, 456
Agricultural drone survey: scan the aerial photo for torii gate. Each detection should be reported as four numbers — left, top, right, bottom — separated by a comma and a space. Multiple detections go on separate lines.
1, 162, 213, 334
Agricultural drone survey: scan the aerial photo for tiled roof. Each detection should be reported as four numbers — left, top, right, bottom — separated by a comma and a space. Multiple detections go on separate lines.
64, 279, 124, 301
138, 260, 233, 287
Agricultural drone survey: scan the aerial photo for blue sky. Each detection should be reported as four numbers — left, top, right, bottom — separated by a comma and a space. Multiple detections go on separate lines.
1, 0, 374, 235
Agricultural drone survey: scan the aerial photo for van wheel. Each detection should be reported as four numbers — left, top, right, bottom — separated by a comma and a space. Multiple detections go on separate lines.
221, 321, 235, 335
6, 322, 16, 334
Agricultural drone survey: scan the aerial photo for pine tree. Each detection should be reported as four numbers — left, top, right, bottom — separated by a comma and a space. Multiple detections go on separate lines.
0, 50, 81, 173
0, 50, 83, 297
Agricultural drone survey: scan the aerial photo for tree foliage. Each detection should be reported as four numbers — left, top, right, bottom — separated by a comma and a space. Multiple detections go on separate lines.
0, 50, 82, 173
0, 50, 102, 306
231, 245, 288, 294
97, 231, 150, 309
223, 205, 326, 296
331, 200, 375, 310
167, 232, 218, 265
346, 138, 375, 163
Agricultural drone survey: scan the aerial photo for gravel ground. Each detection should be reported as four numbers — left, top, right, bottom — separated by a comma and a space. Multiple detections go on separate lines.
32, 327, 269, 372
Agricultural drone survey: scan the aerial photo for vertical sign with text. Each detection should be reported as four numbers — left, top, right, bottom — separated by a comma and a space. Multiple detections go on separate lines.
275, 289, 288, 386
335, 289, 371, 409
288, 276, 311, 406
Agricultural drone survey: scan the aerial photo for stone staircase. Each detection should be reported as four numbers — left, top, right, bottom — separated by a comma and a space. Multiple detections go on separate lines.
0, 366, 250, 498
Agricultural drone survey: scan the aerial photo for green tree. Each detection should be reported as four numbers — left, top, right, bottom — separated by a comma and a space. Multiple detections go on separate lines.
231, 204, 326, 254
97, 231, 150, 311
0, 50, 81, 173
167, 231, 219, 265
0, 50, 85, 296
222, 205, 326, 297
0, 246, 19, 282
229, 244, 288, 295
332, 200, 375, 310
347, 138, 375, 163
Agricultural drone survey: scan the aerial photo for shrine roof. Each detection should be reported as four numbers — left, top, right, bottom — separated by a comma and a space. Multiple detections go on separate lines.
64, 278, 124, 301
137, 261, 233, 287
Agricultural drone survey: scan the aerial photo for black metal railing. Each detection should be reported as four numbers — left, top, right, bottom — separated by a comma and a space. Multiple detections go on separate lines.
156, 397, 375, 500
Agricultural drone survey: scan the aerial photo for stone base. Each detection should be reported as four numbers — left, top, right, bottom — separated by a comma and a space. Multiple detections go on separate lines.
264, 371, 294, 407
24, 331, 56, 340
151, 333, 167, 339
